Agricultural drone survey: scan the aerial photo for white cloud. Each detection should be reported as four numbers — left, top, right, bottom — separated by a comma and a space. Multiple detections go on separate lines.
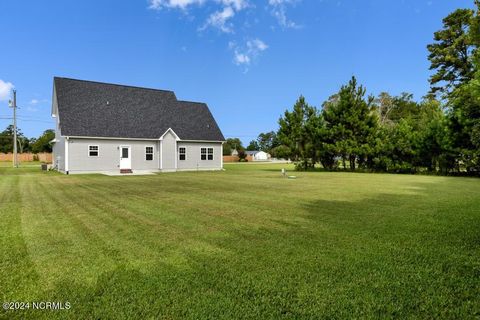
231, 38, 268, 68
268, 0, 300, 29
149, 0, 248, 10
248, 38, 268, 51
0, 79, 14, 101
30, 99, 39, 105
234, 52, 250, 65
219, 0, 248, 11
201, 0, 249, 33
148, 0, 298, 70
150, 0, 249, 33
202, 6, 236, 33
149, 0, 204, 10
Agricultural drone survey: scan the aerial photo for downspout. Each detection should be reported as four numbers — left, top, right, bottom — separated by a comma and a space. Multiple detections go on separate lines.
175, 139, 179, 171
158, 140, 161, 171
159, 139, 163, 170
65, 136, 69, 175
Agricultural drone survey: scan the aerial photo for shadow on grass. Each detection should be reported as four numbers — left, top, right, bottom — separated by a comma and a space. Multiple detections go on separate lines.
5, 185, 480, 319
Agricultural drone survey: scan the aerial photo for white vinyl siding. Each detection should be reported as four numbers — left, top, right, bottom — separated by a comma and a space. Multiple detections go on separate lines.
161, 131, 176, 170
176, 142, 222, 170
68, 139, 159, 173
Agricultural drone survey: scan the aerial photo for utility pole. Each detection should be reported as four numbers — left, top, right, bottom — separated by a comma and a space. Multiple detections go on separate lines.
9, 90, 18, 168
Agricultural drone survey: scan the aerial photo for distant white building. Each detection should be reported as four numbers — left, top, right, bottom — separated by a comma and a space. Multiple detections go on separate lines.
245, 150, 270, 161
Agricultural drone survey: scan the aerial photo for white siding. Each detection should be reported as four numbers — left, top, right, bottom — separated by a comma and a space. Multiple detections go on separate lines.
52, 136, 65, 172
161, 132, 176, 171
176, 142, 222, 171
68, 138, 159, 173
52, 102, 66, 172
56, 136, 222, 174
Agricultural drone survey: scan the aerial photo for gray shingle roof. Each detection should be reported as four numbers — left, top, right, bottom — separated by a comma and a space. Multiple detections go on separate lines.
54, 77, 225, 141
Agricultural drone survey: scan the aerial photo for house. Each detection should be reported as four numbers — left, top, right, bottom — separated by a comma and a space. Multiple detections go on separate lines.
51, 77, 225, 174
245, 150, 270, 161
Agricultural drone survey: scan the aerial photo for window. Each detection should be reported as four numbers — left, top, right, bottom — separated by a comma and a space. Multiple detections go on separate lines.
201, 147, 213, 160
145, 146, 154, 161
89, 145, 99, 157
122, 147, 129, 159
179, 147, 186, 161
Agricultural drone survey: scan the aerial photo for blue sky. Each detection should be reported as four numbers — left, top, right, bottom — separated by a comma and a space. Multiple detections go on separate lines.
0, 0, 475, 144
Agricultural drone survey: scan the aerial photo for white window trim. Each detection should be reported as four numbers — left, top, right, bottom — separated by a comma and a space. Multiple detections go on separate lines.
208, 147, 214, 161
88, 145, 99, 157
145, 146, 154, 161
200, 147, 214, 161
179, 147, 187, 161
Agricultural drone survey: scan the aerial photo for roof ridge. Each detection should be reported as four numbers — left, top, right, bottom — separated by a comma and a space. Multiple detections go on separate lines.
54, 77, 176, 95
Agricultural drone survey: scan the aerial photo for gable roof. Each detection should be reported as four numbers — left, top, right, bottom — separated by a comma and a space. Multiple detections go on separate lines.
53, 77, 225, 141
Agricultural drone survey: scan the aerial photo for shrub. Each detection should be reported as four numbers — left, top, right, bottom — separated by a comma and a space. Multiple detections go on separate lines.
238, 149, 247, 162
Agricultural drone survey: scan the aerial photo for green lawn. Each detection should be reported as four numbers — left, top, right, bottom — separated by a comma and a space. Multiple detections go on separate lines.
1, 164, 479, 319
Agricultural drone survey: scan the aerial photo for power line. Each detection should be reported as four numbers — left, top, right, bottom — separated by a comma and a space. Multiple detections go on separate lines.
0, 117, 52, 123
17, 119, 53, 124
17, 115, 52, 120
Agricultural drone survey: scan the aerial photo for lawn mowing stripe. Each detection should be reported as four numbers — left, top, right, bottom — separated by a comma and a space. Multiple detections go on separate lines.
18, 175, 125, 288
0, 175, 40, 301
34, 177, 210, 270
1, 164, 479, 319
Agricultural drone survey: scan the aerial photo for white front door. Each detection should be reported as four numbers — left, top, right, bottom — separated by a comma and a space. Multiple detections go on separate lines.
120, 146, 131, 169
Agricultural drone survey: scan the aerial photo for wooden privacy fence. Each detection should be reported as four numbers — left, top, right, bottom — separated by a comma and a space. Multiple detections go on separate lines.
223, 155, 254, 163
0, 153, 52, 163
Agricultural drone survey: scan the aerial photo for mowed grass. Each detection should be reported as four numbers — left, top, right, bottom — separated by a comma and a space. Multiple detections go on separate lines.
0, 164, 479, 319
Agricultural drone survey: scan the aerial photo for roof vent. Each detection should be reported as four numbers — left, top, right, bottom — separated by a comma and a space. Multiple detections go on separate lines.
106, 101, 110, 105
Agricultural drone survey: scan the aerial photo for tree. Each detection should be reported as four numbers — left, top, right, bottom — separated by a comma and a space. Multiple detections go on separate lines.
448, 72, 480, 172
270, 145, 291, 160
427, 7, 477, 97
223, 143, 232, 156
31, 129, 55, 153
246, 140, 259, 151
0, 125, 26, 154
223, 138, 244, 155
427, 2, 480, 174
256, 131, 280, 152
375, 92, 395, 126
237, 149, 248, 162
17, 136, 31, 153
321, 77, 378, 170
278, 96, 320, 169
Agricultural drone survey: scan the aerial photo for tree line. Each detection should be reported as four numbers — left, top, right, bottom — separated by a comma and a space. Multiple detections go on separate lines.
227, 2, 479, 175
0, 125, 54, 153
